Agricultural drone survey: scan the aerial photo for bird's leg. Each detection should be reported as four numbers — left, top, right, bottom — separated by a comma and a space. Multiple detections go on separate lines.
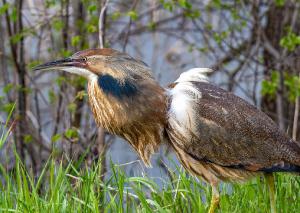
265, 173, 276, 213
208, 183, 220, 213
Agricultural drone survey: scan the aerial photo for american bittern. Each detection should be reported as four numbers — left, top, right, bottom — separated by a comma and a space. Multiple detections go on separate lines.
34, 48, 300, 213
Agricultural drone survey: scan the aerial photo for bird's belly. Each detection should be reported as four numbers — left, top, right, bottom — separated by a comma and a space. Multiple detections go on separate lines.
171, 142, 260, 183
167, 114, 265, 183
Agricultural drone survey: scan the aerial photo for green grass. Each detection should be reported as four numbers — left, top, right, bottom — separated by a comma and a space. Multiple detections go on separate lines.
0, 155, 299, 213
0, 107, 299, 212
0, 104, 14, 150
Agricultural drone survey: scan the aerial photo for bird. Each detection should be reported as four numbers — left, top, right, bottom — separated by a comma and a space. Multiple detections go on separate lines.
34, 48, 300, 213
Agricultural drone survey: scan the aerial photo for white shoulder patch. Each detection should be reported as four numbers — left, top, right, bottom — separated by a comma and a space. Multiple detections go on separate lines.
175, 68, 212, 83
167, 68, 211, 143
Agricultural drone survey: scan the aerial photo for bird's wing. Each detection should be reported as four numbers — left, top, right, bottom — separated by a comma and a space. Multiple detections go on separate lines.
167, 68, 300, 171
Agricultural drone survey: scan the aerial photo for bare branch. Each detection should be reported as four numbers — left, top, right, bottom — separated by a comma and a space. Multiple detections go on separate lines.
99, 0, 110, 48
292, 95, 299, 140
292, 73, 300, 140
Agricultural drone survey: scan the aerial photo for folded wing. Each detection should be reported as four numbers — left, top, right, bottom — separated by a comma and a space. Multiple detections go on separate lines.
167, 68, 300, 172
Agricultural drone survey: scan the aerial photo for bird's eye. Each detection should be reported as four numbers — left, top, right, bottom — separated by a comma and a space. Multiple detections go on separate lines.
82, 57, 87, 62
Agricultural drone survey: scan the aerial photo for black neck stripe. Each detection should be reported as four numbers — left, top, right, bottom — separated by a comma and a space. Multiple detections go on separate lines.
97, 74, 137, 99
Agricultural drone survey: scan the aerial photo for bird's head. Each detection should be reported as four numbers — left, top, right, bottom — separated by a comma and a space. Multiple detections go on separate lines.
34, 48, 157, 100
34, 48, 167, 165
34, 48, 153, 86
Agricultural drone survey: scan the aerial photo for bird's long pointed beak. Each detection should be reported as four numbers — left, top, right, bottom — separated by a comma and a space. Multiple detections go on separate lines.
33, 57, 93, 78
33, 57, 84, 71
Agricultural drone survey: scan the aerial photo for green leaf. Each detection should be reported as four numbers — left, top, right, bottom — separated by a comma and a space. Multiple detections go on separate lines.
3, 83, 14, 94
67, 103, 76, 113
213, 31, 228, 45
24, 135, 33, 144
27, 60, 41, 70
178, 0, 192, 9
10, 6, 17, 22
55, 76, 66, 86
279, 29, 300, 51
87, 24, 97, 33
261, 71, 279, 97
161, 1, 174, 11
64, 128, 79, 142
197, 47, 208, 53
59, 49, 72, 58
184, 9, 201, 19
188, 44, 194, 52
275, 0, 285, 7
111, 11, 121, 21
75, 90, 87, 100
71, 36, 81, 47
48, 90, 57, 104
231, 8, 239, 20
45, 0, 56, 8
1, 102, 15, 114
88, 5, 97, 14
53, 19, 64, 31
147, 22, 156, 31
51, 134, 61, 143
284, 73, 300, 102
211, 0, 222, 9
10, 33, 23, 44
71, 76, 87, 88
0, 3, 10, 16
127, 11, 138, 21
19, 86, 32, 94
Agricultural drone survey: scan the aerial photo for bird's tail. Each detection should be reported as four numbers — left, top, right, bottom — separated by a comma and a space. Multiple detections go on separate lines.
287, 139, 300, 168
264, 139, 300, 175
261, 139, 300, 174
260, 163, 300, 173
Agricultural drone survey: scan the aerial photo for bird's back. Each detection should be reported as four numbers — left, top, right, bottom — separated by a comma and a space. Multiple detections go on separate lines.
166, 68, 300, 177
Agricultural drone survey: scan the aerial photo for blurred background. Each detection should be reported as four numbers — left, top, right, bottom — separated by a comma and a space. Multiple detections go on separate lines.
1, 0, 300, 181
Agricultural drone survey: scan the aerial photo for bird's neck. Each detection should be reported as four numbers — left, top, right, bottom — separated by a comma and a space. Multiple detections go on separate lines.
87, 76, 167, 165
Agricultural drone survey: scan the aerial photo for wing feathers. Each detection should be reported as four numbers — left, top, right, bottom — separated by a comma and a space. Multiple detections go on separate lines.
167, 68, 300, 173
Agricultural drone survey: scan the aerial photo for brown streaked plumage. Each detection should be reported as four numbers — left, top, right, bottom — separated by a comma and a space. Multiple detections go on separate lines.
168, 81, 300, 172
34, 48, 300, 213
87, 70, 166, 164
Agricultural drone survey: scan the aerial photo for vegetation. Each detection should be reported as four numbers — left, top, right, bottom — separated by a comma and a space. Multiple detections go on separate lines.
1, 0, 300, 172
0, 156, 299, 212
0, 104, 14, 150
1, 109, 299, 212
1, 0, 300, 212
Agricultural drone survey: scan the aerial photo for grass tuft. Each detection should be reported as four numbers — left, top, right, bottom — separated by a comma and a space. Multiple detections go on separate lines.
0, 155, 299, 212
1, 104, 299, 212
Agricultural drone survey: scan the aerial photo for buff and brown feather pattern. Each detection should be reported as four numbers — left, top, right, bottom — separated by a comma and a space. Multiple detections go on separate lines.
34, 48, 300, 213
167, 69, 300, 182
83, 49, 167, 165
